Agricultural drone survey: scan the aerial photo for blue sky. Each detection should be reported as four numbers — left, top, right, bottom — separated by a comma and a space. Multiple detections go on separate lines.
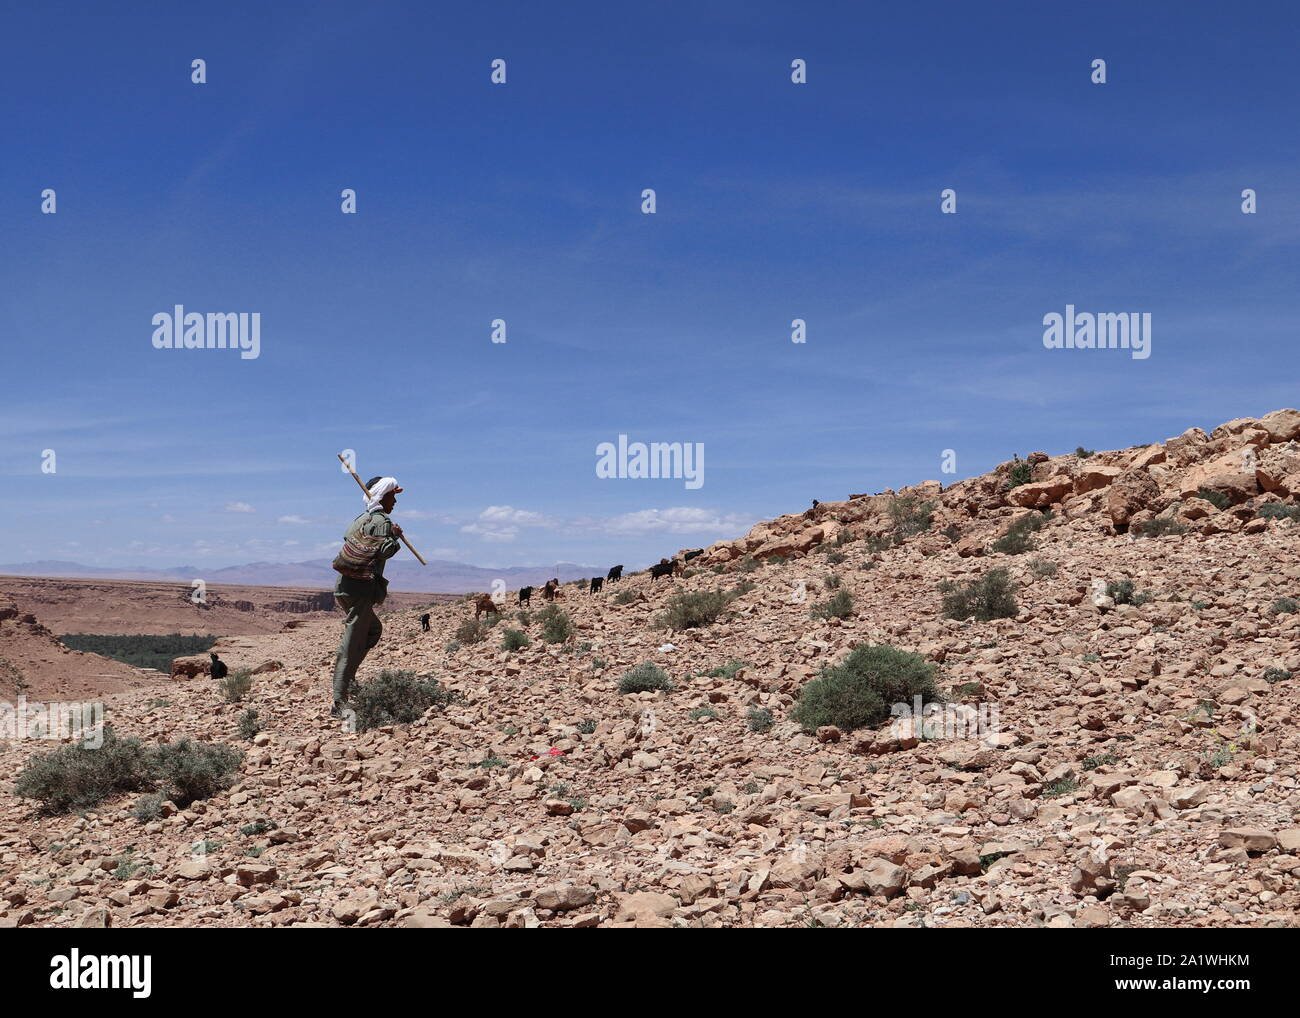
2, 0, 1297, 572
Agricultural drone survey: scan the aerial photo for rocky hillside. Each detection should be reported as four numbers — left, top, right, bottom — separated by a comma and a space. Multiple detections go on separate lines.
0, 599, 153, 702
3, 409, 1300, 929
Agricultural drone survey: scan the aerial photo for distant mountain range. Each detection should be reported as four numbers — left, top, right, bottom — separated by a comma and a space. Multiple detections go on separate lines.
0, 559, 602, 594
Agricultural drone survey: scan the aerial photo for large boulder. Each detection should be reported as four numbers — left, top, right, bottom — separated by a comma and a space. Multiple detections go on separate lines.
1073, 464, 1121, 494
1106, 468, 1159, 529
1007, 477, 1073, 509
1260, 409, 1300, 443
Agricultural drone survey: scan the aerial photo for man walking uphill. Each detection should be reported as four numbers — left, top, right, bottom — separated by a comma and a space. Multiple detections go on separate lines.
330, 476, 405, 716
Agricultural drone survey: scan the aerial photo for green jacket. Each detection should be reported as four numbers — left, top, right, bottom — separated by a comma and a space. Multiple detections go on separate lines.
334, 509, 401, 603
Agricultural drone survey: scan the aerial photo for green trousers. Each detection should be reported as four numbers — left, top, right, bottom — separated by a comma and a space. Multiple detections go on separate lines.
332, 593, 382, 704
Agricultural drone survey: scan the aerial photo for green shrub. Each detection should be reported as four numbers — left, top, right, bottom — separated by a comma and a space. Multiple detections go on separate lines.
14, 728, 154, 815
1075, 446, 1095, 459
824, 573, 842, 590
887, 494, 934, 537
1028, 558, 1058, 578
538, 605, 574, 644
791, 645, 941, 733
1258, 503, 1300, 521
1135, 516, 1189, 537
350, 669, 454, 732
237, 709, 261, 741
1005, 459, 1033, 490
941, 523, 961, 543
500, 628, 531, 652
1263, 668, 1292, 683
614, 590, 638, 605
148, 739, 244, 808
940, 568, 1018, 621
702, 659, 746, 679
825, 551, 847, 565
130, 792, 168, 822
991, 513, 1047, 555
810, 589, 853, 620
218, 669, 253, 704
747, 708, 774, 733
618, 662, 673, 694
1106, 579, 1136, 604
1272, 597, 1299, 616
443, 640, 461, 653
659, 591, 731, 631
688, 706, 718, 721
454, 618, 487, 644
1195, 487, 1231, 511
516, 610, 533, 627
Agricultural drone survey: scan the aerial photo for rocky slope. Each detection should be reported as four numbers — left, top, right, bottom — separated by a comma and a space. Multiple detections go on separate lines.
3, 409, 1300, 929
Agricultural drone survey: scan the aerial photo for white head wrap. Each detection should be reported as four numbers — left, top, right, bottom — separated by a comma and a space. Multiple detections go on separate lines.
365, 477, 400, 512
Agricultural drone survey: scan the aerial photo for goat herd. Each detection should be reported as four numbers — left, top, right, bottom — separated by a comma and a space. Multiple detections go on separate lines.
467, 548, 707, 619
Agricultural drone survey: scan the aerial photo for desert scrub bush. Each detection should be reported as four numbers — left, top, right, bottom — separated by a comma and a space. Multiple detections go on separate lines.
516, 610, 533, 627
940, 568, 1018, 622
824, 573, 842, 589
790, 644, 941, 733
14, 727, 154, 815
941, 523, 961, 543
537, 605, 575, 644
729, 580, 757, 598
825, 551, 847, 565
500, 628, 531, 652
658, 590, 732, 631
1106, 580, 1152, 606
1272, 597, 1299, 616
866, 533, 897, 554
738, 555, 760, 572
614, 589, 638, 605
576, 718, 597, 734
888, 494, 934, 538
443, 640, 461, 653
702, 659, 746, 679
688, 706, 718, 721
1258, 503, 1300, 521
618, 662, 673, 694
991, 512, 1048, 555
454, 618, 487, 644
1263, 668, 1293, 683
130, 792, 168, 823
1075, 446, 1095, 459
1195, 487, 1231, 511
218, 669, 253, 703
1004, 458, 1033, 490
1135, 516, 1189, 537
148, 739, 244, 808
747, 708, 775, 733
237, 709, 261, 741
350, 669, 454, 732
1028, 557, 1058, 578
810, 589, 853, 621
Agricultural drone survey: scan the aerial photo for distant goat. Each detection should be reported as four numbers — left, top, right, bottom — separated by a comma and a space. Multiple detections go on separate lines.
541, 578, 559, 601
474, 593, 501, 619
606, 564, 623, 582
209, 653, 228, 680
683, 549, 704, 562
589, 576, 603, 593
420, 613, 430, 632
518, 586, 533, 605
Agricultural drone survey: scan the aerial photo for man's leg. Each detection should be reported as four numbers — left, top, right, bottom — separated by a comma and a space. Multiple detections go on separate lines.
332, 593, 378, 708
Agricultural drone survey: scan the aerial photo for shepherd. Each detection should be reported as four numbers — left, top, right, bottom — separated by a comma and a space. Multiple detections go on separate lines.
330, 476, 405, 716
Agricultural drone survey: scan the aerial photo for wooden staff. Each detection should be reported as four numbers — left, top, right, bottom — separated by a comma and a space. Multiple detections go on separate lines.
337, 453, 428, 565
